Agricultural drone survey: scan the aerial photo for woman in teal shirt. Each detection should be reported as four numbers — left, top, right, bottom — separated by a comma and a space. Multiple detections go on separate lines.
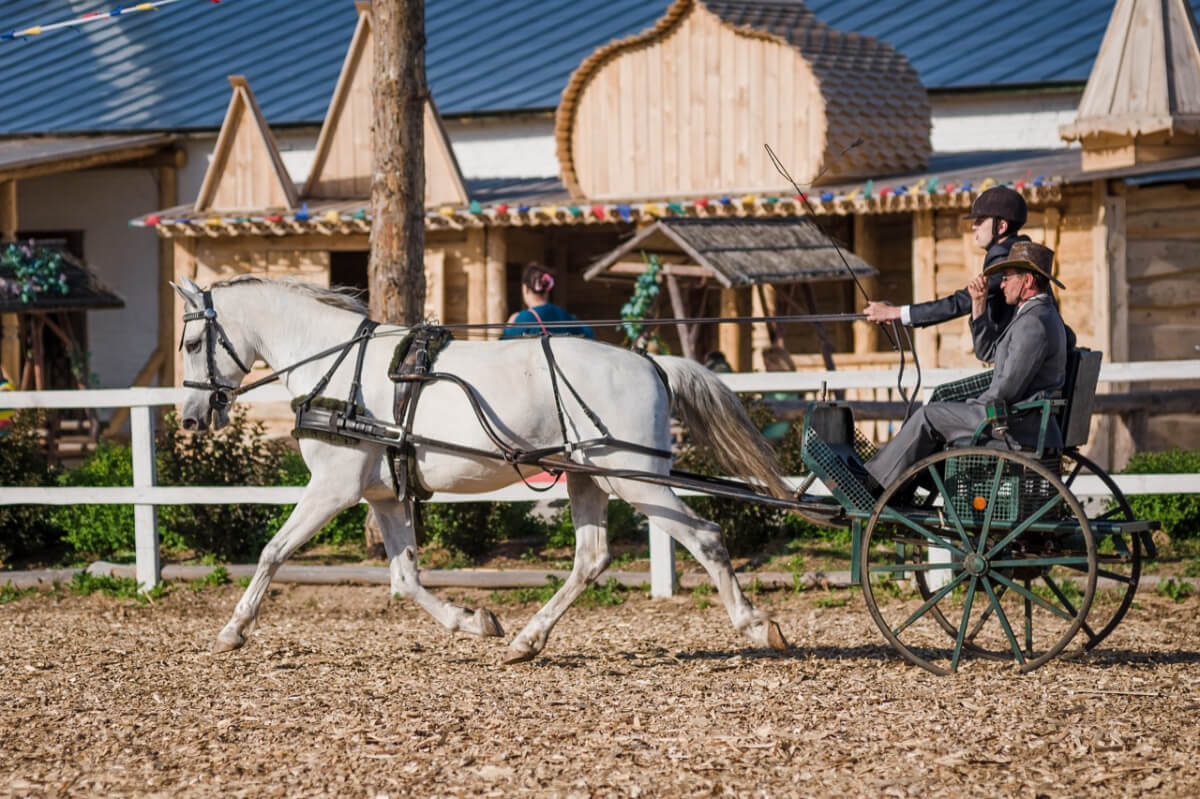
501, 263, 594, 339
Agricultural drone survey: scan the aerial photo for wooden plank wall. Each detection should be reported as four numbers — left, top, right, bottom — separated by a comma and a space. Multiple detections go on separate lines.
572, 3, 820, 198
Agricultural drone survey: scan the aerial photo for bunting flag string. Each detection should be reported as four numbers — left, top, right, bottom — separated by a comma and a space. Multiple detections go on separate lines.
2, 0, 220, 41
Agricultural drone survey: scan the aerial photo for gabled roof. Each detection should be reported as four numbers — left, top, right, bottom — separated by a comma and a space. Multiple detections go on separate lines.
584, 217, 876, 287
3, 1, 1200, 134
194, 76, 298, 213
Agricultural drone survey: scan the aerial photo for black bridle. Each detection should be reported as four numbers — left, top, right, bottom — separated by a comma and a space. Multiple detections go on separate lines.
180, 289, 253, 412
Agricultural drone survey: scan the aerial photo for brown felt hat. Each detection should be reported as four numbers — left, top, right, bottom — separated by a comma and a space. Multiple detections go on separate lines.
982, 241, 1065, 289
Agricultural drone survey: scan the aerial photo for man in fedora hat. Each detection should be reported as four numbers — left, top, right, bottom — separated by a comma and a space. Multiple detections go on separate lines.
863, 185, 1040, 357
864, 241, 1068, 492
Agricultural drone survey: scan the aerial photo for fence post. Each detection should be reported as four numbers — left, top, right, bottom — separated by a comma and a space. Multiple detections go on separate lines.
649, 522, 675, 598
131, 405, 160, 592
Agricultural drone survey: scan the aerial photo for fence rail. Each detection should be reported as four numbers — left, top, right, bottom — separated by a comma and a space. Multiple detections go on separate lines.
4, 359, 1199, 596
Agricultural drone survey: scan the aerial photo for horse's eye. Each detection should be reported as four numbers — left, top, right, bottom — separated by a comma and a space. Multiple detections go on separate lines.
185, 339, 202, 354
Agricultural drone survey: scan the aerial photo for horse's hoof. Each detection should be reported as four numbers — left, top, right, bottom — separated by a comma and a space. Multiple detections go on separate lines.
476, 608, 505, 638
502, 643, 537, 665
766, 620, 788, 651
212, 630, 245, 654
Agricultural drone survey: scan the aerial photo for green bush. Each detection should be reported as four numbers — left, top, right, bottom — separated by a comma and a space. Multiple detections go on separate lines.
266, 451, 367, 547
1121, 449, 1200, 540
0, 411, 63, 565
157, 408, 291, 561
422, 501, 541, 560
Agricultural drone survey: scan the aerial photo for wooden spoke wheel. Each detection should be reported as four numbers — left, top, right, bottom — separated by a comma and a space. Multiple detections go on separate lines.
860, 447, 1097, 675
1059, 450, 1141, 652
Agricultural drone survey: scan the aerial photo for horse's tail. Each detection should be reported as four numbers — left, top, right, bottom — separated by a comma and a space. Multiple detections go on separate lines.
653, 355, 791, 499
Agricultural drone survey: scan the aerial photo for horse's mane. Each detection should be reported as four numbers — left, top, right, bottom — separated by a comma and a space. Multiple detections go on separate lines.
211, 275, 367, 315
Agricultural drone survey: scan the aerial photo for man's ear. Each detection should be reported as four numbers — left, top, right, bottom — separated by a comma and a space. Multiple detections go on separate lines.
995, 218, 1009, 238
170, 279, 202, 309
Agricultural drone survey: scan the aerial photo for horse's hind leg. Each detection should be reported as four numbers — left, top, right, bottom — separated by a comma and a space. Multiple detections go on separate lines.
505, 473, 611, 663
213, 482, 357, 653
613, 480, 787, 652
370, 496, 504, 638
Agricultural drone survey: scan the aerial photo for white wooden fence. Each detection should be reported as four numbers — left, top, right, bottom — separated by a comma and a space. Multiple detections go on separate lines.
3, 359, 1199, 596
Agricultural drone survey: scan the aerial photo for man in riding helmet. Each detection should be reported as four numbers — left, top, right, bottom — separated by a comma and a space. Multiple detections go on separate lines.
863, 185, 1045, 359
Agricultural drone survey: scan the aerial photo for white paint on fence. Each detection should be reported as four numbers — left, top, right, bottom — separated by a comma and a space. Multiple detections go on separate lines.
2, 359, 1198, 593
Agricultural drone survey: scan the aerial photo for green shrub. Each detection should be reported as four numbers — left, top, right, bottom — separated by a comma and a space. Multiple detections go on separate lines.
422, 501, 541, 560
157, 408, 291, 561
1121, 449, 1200, 540
0, 411, 63, 565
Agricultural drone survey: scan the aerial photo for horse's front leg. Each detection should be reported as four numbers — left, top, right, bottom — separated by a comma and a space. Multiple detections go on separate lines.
505, 473, 611, 663
213, 479, 359, 653
370, 496, 504, 638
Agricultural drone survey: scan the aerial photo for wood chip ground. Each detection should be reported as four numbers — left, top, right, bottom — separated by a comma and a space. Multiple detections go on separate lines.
2, 585, 1198, 796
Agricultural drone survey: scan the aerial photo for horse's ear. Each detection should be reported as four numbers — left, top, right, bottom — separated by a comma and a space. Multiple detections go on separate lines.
170, 280, 201, 308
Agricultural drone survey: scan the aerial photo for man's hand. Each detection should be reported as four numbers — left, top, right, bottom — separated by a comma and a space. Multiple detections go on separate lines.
863, 301, 901, 324
968, 275, 988, 319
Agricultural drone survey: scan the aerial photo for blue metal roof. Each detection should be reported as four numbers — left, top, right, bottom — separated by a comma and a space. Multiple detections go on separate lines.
2, 0, 1199, 134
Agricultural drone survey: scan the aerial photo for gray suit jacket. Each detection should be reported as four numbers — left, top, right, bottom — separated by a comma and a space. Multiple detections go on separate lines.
969, 293, 1068, 447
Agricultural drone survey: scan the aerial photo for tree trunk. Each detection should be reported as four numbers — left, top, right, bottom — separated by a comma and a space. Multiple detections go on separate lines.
365, 0, 427, 559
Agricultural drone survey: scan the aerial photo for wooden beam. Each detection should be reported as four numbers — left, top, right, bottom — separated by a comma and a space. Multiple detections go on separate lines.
0, 143, 171, 183
718, 287, 750, 371
664, 273, 695, 360
485, 227, 507, 340
172, 238, 198, 387
158, 164, 177, 387
465, 228, 487, 340
852, 215, 882, 354
607, 261, 714, 278
911, 209, 937, 367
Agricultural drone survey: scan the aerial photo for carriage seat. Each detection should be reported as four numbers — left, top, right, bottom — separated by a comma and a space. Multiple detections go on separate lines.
938, 348, 1102, 457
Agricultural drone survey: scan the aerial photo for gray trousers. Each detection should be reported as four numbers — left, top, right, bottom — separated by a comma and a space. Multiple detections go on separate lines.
865, 402, 987, 489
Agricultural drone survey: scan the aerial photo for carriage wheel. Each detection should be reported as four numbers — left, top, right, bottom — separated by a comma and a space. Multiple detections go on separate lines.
860, 447, 1097, 675
1059, 450, 1141, 651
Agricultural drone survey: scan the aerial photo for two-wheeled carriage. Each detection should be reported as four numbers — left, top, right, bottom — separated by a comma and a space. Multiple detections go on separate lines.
791, 347, 1158, 674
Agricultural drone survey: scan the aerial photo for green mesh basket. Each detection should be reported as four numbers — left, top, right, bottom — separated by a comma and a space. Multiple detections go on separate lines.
801, 422, 877, 514
942, 453, 1061, 526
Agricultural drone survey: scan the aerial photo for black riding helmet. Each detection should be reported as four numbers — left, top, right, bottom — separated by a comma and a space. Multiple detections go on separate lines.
964, 185, 1027, 248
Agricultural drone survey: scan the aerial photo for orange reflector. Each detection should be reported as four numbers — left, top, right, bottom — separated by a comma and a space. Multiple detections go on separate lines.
972, 496, 987, 511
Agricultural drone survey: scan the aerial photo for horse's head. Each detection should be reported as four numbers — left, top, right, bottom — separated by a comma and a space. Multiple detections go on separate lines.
171, 276, 256, 432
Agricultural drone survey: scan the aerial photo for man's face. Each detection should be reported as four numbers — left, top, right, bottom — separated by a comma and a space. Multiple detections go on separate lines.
1001, 270, 1031, 304
971, 216, 1008, 249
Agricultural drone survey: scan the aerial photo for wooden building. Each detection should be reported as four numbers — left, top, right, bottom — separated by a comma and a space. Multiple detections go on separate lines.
141, 0, 1200, 466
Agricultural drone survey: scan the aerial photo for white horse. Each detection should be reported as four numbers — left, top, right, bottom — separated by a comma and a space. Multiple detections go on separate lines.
172, 275, 791, 663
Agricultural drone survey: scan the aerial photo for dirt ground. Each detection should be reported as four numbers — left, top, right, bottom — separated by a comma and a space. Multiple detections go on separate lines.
2, 583, 1198, 797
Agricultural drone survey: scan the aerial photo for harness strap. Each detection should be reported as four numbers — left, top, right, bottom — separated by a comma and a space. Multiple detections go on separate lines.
295, 317, 378, 410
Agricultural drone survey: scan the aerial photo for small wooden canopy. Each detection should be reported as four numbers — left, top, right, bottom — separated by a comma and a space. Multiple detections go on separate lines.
302, 1, 468, 205
556, 0, 931, 200
1060, 0, 1200, 170
583, 217, 876, 288
194, 76, 298, 213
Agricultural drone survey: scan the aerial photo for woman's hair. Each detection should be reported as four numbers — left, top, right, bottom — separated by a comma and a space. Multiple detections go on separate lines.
761, 346, 796, 372
521, 263, 555, 295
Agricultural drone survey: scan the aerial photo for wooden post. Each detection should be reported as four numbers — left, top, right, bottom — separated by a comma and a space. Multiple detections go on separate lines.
368, 0, 426, 326
157, 162, 178, 386
131, 405, 161, 592
664, 274, 695, 360
485, 227, 507, 339
718, 287, 750, 370
0, 180, 19, 384
852, 215, 882, 355
465, 228, 487, 340
1091, 180, 1133, 470
911, 209, 937, 367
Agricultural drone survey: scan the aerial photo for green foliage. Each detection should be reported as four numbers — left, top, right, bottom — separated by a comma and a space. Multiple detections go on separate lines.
1183, 558, 1200, 578
0, 411, 63, 565
1121, 449, 1200, 540
69, 572, 168, 603
157, 409, 290, 561
189, 566, 230, 592
619, 252, 667, 351
423, 501, 541, 560
0, 242, 68, 303
543, 500, 647, 549
812, 592, 850, 609
267, 451, 367, 547
1156, 578, 1195, 603
691, 581, 714, 609
1, 581, 37, 604
488, 575, 628, 608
